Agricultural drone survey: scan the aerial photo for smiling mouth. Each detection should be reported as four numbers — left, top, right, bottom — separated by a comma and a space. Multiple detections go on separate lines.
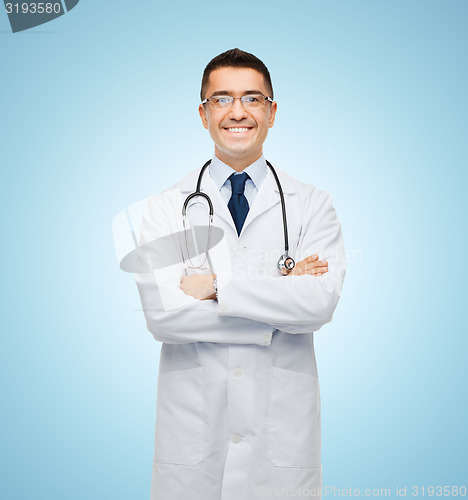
224, 127, 253, 133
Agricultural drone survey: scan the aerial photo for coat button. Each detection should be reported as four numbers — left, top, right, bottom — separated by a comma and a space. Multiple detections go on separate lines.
233, 368, 243, 377
219, 302, 228, 312
232, 434, 242, 444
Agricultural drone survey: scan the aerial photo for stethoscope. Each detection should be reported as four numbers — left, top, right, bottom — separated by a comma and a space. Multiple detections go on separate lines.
181, 159, 295, 275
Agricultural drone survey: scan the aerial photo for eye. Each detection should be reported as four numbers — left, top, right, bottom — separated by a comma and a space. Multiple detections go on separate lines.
243, 95, 261, 103
213, 96, 231, 106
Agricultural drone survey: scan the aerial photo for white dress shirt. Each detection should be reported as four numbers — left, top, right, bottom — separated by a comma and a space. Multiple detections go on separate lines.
208, 154, 268, 208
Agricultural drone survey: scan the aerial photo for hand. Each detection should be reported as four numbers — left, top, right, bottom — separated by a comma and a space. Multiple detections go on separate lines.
180, 274, 217, 300
287, 255, 328, 277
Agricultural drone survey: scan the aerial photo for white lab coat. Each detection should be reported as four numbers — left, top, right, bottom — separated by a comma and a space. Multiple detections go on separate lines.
135, 163, 346, 500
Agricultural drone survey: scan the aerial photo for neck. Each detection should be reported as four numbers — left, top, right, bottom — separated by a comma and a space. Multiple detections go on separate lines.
214, 148, 263, 172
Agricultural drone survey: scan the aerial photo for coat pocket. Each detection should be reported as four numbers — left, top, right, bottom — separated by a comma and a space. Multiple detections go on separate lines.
268, 366, 321, 468
154, 366, 204, 465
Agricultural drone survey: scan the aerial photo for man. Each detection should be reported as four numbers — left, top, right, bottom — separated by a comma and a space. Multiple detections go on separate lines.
135, 48, 346, 500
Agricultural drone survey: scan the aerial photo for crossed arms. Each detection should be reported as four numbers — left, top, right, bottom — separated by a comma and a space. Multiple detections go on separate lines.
180, 254, 329, 300
135, 186, 346, 345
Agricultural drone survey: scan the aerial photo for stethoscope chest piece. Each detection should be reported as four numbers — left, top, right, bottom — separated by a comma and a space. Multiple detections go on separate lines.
278, 253, 295, 276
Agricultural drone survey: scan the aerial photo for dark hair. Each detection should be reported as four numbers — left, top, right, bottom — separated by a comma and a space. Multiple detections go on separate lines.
200, 48, 274, 101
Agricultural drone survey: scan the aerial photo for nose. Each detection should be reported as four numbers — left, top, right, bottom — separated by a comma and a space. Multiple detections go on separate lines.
228, 98, 248, 120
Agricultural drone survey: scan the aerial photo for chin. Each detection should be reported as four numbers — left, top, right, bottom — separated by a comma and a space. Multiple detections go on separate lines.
226, 148, 252, 157
224, 141, 254, 154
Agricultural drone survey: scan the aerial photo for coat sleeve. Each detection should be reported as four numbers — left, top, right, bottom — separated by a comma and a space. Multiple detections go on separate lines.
134, 192, 274, 345
216, 187, 346, 334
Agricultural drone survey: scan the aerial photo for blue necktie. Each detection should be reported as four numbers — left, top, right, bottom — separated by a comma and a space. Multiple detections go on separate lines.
228, 172, 250, 236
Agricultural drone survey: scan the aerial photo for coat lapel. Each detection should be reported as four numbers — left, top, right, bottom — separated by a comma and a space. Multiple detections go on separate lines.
241, 166, 296, 236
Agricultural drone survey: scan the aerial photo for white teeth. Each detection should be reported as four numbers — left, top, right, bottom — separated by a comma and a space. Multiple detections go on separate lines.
227, 127, 249, 132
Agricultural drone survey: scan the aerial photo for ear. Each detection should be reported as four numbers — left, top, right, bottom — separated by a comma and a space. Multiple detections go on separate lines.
268, 101, 277, 128
199, 104, 209, 129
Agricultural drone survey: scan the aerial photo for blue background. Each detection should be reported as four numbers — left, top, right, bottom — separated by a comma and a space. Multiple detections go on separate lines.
1, 1, 467, 498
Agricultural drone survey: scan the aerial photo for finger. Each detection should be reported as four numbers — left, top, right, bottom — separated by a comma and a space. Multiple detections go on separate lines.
291, 262, 328, 275
294, 266, 329, 276
307, 266, 329, 275
306, 262, 328, 270
312, 260, 327, 267
304, 262, 328, 271
299, 255, 318, 265
313, 267, 328, 274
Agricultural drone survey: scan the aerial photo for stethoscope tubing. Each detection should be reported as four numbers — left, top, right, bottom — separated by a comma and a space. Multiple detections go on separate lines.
265, 159, 289, 254
182, 158, 294, 274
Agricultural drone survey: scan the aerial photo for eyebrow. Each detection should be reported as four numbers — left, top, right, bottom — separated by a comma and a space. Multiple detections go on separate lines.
209, 90, 265, 97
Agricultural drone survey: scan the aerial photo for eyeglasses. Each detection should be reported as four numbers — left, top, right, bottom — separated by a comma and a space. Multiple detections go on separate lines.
202, 93, 273, 109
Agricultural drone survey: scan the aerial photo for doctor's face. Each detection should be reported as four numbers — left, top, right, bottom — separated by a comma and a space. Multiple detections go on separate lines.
199, 67, 277, 169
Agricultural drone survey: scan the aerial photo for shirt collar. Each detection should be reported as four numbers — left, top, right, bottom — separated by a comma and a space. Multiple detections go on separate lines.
209, 154, 268, 192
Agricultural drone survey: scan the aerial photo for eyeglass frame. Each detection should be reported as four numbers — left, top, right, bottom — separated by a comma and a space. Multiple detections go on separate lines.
201, 92, 274, 108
